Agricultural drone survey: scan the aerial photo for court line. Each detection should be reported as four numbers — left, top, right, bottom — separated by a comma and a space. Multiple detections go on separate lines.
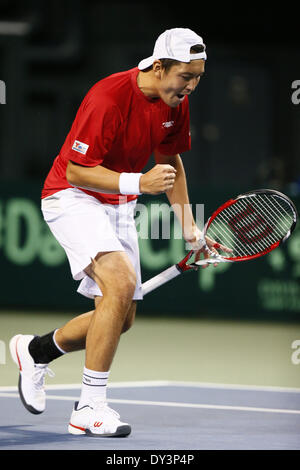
1, 392, 300, 415
167, 381, 300, 394
0, 381, 170, 392
1, 380, 300, 393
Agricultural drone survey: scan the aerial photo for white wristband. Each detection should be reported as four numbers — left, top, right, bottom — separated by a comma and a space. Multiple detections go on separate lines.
185, 228, 206, 251
187, 236, 206, 251
119, 172, 142, 195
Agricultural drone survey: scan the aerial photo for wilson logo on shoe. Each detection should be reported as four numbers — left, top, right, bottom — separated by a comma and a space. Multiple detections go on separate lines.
93, 421, 103, 428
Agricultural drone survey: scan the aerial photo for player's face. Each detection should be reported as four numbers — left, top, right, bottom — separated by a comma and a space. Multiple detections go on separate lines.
156, 60, 205, 108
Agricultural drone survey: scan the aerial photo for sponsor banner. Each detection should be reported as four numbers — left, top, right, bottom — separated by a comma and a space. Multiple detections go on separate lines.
0, 181, 299, 320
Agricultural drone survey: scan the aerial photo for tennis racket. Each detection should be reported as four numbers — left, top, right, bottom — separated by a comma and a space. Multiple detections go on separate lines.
142, 189, 298, 295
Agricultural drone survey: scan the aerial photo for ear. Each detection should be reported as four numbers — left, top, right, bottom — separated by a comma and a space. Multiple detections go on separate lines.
152, 60, 163, 79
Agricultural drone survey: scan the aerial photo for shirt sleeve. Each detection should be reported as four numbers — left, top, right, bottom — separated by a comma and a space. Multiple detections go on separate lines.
64, 96, 121, 167
157, 96, 191, 156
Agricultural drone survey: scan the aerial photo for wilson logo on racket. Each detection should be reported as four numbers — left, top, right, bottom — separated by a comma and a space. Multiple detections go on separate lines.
227, 203, 273, 245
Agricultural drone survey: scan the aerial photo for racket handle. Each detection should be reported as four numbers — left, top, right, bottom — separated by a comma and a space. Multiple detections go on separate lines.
142, 265, 181, 296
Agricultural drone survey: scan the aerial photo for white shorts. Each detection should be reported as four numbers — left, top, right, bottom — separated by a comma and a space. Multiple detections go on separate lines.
41, 188, 143, 300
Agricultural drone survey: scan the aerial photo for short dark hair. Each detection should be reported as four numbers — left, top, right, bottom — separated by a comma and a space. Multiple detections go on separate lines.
143, 44, 205, 73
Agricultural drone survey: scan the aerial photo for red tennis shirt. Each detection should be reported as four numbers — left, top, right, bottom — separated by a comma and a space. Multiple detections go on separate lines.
42, 67, 191, 204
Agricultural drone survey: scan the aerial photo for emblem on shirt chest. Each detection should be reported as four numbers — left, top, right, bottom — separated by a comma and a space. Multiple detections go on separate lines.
161, 120, 174, 129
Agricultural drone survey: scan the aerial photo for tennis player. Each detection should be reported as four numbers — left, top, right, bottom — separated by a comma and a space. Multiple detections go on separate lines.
10, 28, 219, 437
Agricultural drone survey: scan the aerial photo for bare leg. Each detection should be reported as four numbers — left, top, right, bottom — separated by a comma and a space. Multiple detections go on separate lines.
55, 251, 137, 370
55, 310, 94, 352
55, 300, 137, 353
84, 251, 136, 371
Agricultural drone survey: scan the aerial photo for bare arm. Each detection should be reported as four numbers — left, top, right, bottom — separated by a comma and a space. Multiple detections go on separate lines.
154, 150, 199, 242
66, 160, 177, 195
66, 160, 121, 194
153, 151, 230, 266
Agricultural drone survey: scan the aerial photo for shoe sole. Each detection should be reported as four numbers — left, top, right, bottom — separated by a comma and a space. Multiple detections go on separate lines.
9, 334, 44, 415
68, 423, 131, 437
18, 374, 43, 415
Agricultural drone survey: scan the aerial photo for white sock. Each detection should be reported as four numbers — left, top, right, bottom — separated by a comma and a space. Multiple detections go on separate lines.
78, 367, 110, 408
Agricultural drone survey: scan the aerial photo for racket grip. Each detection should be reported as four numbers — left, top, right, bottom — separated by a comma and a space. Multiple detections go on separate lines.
142, 265, 181, 296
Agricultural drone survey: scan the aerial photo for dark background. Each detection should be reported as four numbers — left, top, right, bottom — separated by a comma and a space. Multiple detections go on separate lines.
0, 1, 299, 319
1, 0, 300, 190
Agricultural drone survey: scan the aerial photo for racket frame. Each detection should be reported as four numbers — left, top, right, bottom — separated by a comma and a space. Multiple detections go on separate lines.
141, 188, 298, 295
201, 188, 298, 263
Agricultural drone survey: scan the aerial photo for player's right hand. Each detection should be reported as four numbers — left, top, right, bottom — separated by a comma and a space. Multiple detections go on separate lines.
139, 164, 177, 195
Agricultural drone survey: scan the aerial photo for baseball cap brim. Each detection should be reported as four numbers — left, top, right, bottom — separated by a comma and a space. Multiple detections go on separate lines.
138, 56, 155, 70
138, 53, 206, 70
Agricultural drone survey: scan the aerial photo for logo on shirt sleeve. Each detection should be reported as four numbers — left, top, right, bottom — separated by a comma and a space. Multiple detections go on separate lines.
72, 140, 89, 155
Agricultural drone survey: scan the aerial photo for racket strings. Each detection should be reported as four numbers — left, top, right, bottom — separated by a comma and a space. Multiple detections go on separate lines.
208, 211, 259, 257
206, 194, 295, 259
233, 200, 282, 251
234, 197, 287, 245
249, 195, 292, 235
209, 203, 271, 256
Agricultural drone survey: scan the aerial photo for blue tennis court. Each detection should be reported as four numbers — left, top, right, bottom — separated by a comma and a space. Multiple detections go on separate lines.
1, 381, 300, 450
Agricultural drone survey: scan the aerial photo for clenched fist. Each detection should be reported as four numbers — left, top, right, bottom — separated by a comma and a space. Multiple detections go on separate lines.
140, 164, 177, 195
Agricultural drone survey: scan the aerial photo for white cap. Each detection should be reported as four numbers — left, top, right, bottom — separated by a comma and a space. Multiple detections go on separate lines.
138, 28, 207, 70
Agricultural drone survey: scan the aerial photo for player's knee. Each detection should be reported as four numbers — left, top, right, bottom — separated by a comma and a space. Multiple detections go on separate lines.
115, 270, 136, 308
92, 254, 136, 304
122, 302, 136, 333
110, 259, 136, 297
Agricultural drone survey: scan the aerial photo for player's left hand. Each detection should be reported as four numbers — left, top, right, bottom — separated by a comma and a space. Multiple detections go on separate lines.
184, 226, 231, 268
198, 236, 232, 268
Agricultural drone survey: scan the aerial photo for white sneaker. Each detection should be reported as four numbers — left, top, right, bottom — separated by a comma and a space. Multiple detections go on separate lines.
9, 334, 54, 414
68, 398, 131, 437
